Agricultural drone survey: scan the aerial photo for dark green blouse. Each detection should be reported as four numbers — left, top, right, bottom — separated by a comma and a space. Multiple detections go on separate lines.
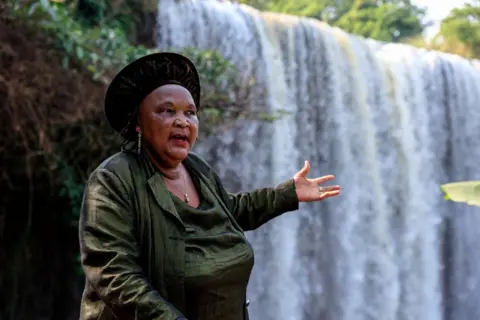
171, 173, 254, 320
79, 151, 299, 320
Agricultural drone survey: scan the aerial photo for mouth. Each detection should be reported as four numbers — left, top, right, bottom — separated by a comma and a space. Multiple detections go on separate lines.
169, 133, 189, 143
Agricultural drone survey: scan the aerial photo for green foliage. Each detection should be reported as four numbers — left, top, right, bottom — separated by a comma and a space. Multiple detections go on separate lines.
262, 0, 331, 19
336, 1, 426, 42
240, 0, 353, 22
240, 0, 427, 43
57, 160, 86, 276
56, 161, 84, 225
441, 181, 480, 207
55, 158, 86, 275
439, 0, 480, 58
405, 1, 480, 59
12, 0, 150, 83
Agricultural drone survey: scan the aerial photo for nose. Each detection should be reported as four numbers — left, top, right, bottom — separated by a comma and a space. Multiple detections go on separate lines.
173, 115, 189, 127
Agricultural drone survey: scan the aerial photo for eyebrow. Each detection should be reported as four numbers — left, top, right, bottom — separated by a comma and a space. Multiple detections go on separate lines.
158, 101, 174, 107
157, 101, 197, 110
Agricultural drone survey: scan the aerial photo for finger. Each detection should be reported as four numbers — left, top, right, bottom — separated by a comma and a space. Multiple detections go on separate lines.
296, 160, 311, 178
319, 190, 341, 199
312, 175, 335, 185
319, 185, 341, 192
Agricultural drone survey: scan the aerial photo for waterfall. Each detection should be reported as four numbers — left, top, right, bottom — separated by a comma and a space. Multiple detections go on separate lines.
155, 1, 480, 319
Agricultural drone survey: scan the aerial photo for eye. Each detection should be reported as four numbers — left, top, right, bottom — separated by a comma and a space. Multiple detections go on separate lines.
186, 110, 197, 116
166, 108, 175, 113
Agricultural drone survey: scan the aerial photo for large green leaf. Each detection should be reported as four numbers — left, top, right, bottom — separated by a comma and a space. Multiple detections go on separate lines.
441, 181, 480, 207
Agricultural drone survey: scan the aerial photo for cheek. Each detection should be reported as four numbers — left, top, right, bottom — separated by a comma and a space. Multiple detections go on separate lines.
142, 118, 170, 143
151, 116, 173, 132
190, 120, 199, 136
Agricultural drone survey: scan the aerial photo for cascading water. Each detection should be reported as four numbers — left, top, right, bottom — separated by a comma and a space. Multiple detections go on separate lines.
155, 1, 480, 319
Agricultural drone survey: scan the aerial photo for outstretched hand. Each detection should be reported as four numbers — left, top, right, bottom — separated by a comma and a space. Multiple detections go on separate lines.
293, 160, 341, 202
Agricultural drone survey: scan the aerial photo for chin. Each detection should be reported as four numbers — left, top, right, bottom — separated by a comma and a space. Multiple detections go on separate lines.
168, 148, 190, 160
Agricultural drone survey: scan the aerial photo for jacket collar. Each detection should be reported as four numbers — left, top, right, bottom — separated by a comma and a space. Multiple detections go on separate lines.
139, 152, 184, 227
138, 151, 218, 228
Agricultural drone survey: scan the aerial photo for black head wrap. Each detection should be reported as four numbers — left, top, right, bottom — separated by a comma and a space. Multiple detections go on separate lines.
104, 52, 201, 141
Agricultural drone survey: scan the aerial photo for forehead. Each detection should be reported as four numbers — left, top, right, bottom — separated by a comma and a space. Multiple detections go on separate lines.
146, 84, 195, 104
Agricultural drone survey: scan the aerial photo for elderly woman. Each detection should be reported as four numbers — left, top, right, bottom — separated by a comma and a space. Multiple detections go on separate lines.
79, 52, 340, 320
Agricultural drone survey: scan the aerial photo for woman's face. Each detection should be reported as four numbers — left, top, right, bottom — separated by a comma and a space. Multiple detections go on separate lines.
136, 84, 199, 165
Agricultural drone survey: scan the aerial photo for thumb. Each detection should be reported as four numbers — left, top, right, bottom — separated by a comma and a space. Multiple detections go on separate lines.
296, 160, 310, 178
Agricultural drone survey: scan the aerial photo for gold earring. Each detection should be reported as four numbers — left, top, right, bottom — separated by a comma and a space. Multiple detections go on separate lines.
137, 131, 142, 154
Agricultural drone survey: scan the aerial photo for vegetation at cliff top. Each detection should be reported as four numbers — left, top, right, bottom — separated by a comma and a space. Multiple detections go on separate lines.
240, 0, 480, 59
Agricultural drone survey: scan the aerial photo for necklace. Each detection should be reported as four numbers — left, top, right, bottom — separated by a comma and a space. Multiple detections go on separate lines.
164, 171, 190, 203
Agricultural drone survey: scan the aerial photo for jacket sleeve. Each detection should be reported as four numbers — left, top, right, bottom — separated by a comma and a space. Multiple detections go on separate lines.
212, 172, 299, 231
79, 168, 186, 320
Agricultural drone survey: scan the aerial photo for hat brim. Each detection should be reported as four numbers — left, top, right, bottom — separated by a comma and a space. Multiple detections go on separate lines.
104, 52, 201, 141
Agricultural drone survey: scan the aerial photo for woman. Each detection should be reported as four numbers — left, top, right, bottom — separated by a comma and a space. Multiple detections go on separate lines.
79, 52, 340, 320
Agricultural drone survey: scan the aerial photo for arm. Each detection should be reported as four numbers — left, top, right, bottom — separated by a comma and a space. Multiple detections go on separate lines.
212, 173, 299, 231
79, 168, 186, 320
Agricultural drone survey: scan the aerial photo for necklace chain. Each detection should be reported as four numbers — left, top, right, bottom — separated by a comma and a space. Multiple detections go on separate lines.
164, 170, 190, 203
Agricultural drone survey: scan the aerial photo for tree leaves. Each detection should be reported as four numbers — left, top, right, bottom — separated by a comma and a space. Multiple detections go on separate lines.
439, 1, 480, 58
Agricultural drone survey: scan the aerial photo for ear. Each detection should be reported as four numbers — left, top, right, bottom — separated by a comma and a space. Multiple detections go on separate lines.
135, 125, 141, 133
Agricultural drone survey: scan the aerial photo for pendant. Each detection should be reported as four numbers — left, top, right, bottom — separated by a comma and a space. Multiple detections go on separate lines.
184, 193, 190, 203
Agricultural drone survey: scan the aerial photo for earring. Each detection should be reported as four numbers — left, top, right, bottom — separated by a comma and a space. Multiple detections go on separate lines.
137, 131, 142, 154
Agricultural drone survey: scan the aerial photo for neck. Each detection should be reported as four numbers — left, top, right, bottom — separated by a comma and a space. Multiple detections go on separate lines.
144, 146, 183, 180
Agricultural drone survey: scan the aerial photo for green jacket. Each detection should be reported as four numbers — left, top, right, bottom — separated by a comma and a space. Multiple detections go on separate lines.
79, 151, 299, 320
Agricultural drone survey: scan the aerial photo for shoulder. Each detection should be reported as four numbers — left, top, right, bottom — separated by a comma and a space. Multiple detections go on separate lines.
87, 151, 141, 187
97, 151, 139, 172
81, 152, 139, 222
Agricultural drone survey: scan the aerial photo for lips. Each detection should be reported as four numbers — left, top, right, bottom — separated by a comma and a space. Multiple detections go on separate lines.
169, 133, 190, 147
169, 133, 188, 141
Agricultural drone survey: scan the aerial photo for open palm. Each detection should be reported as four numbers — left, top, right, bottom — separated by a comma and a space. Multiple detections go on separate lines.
294, 161, 341, 202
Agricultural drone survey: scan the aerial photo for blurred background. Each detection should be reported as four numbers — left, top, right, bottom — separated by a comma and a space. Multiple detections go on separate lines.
1, 0, 480, 319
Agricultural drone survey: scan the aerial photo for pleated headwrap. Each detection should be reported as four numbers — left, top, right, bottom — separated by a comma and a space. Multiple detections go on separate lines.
104, 52, 201, 141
